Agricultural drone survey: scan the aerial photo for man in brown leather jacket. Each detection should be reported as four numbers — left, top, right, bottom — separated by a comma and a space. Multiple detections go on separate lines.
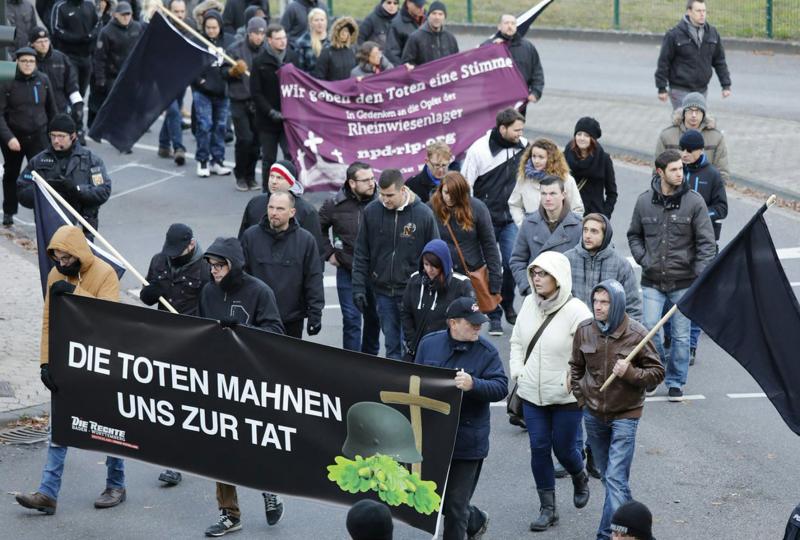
570, 279, 664, 540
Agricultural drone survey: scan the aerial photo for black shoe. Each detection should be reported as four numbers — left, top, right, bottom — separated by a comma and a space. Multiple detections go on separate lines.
690, 347, 696, 366
503, 305, 517, 325
205, 511, 241, 537
158, 469, 182, 486
263, 492, 284, 526
468, 509, 489, 539
246, 178, 259, 191
553, 462, 568, 479
235, 178, 249, 192
530, 489, 558, 531
585, 446, 601, 479
508, 414, 526, 429
667, 387, 684, 402
2, 213, 13, 226
663, 334, 671, 349
571, 470, 590, 508
488, 319, 503, 336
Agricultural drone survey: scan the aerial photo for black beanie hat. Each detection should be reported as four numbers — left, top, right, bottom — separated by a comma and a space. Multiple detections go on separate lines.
49, 113, 77, 134
574, 116, 601, 140
428, 0, 447, 16
611, 500, 654, 540
30, 26, 49, 43
346, 500, 393, 540
679, 129, 705, 152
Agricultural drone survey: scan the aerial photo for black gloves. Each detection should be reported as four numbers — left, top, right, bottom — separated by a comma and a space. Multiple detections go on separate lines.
219, 317, 238, 329
139, 282, 164, 305
307, 319, 321, 336
268, 109, 283, 122
40, 364, 58, 392
71, 103, 84, 128
353, 293, 368, 313
50, 280, 76, 296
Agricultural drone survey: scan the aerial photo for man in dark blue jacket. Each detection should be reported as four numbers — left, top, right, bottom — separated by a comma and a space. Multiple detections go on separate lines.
351, 168, 439, 359
415, 297, 508, 540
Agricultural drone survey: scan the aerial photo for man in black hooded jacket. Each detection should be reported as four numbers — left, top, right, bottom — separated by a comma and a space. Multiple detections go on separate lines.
485, 14, 544, 109
400, 1, 457, 66
357, 0, 397, 49
241, 190, 324, 339
384, 0, 424, 65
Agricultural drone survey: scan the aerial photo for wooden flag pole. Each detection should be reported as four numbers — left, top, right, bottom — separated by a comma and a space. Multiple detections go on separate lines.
156, 5, 250, 76
31, 171, 179, 314
601, 194, 777, 392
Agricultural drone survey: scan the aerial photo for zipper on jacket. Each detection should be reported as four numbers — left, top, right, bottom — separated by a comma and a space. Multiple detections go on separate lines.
389, 211, 398, 294
602, 335, 609, 419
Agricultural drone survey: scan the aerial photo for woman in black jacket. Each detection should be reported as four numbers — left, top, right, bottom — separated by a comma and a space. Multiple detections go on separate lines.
191, 10, 233, 178
429, 172, 503, 335
401, 239, 473, 360
564, 116, 618, 218
313, 16, 357, 81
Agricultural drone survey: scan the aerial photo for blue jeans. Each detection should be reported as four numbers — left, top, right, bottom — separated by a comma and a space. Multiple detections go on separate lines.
522, 401, 584, 490
662, 299, 701, 348
583, 411, 639, 540
489, 221, 518, 322
374, 292, 404, 360
337, 267, 380, 355
158, 98, 185, 151
39, 432, 125, 500
642, 286, 691, 388
193, 91, 229, 164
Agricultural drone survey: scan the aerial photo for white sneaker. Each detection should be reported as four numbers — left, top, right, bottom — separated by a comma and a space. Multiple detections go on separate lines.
197, 161, 210, 177
210, 162, 231, 176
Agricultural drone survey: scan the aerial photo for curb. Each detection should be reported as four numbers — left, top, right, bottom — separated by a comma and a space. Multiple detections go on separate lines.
522, 127, 800, 203
448, 23, 800, 55
0, 402, 50, 429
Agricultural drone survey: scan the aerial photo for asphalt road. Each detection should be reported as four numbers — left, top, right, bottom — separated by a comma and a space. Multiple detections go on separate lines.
2, 35, 800, 540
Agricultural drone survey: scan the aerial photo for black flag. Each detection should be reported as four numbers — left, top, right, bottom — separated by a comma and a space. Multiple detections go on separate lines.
516, 0, 555, 38
89, 12, 214, 152
677, 204, 800, 435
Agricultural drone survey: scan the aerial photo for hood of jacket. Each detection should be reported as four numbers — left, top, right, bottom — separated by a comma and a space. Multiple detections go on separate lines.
585, 213, 613, 252
193, 0, 224, 28
592, 279, 626, 335
202, 10, 225, 40
373, 1, 395, 20
331, 16, 358, 48
204, 237, 245, 290
650, 174, 689, 209
418, 238, 453, 280
527, 251, 573, 313
47, 225, 95, 274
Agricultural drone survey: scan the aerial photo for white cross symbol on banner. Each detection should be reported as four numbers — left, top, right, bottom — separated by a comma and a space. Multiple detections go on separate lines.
304, 131, 324, 154
331, 148, 344, 163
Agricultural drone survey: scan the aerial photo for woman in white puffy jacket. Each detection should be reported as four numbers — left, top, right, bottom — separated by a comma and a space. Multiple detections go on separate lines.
508, 137, 584, 227
509, 250, 592, 531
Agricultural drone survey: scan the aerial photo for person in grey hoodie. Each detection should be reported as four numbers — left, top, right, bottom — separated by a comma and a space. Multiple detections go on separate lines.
564, 213, 641, 322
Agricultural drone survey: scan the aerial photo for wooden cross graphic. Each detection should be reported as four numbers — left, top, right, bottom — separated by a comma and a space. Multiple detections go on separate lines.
380, 375, 451, 476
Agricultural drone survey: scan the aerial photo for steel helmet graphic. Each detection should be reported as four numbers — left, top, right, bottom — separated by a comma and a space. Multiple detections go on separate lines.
342, 402, 423, 464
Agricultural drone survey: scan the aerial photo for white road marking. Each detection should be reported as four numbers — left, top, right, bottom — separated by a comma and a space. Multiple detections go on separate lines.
324, 304, 341, 310
133, 142, 244, 171
727, 392, 767, 399
644, 394, 706, 402
109, 172, 184, 200
323, 275, 336, 288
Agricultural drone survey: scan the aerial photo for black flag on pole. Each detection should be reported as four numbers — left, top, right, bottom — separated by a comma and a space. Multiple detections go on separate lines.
515, 0, 555, 38
89, 12, 215, 152
677, 204, 800, 435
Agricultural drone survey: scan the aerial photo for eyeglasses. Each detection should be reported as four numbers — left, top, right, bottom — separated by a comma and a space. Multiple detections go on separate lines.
352, 176, 375, 183
384, 1, 398, 4
209, 261, 228, 270
685, 107, 702, 114
428, 162, 449, 170
529, 269, 550, 278
17, 59, 36, 64
52, 255, 76, 264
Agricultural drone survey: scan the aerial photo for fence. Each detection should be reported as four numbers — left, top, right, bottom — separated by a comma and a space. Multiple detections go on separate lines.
269, 0, 800, 40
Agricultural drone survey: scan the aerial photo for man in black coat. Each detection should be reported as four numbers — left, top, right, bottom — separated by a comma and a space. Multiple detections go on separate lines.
655, 0, 731, 110
241, 190, 325, 339
1, 47, 57, 225
89, 2, 143, 128
400, 0, 457, 66
384, 0, 424, 65
357, 0, 398, 49
485, 14, 544, 112
318, 161, 380, 354
30, 26, 83, 123
250, 23, 299, 187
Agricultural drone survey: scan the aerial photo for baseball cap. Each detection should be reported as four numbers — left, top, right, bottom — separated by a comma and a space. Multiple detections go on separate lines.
162, 223, 193, 257
445, 297, 489, 325
115, 1, 133, 14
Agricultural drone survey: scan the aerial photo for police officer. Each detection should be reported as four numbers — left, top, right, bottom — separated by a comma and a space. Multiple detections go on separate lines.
29, 26, 84, 124
17, 113, 111, 236
0, 47, 57, 226
89, 2, 143, 128
139, 223, 210, 487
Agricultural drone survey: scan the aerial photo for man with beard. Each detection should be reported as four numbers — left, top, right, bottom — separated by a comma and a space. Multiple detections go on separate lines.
401, 1, 457, 67
318, 161, 381, 354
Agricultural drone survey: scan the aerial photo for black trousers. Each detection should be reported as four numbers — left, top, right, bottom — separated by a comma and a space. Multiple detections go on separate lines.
443, 459, 486, 540
230, 100, 260, 183
283, 319, 303, 339
258, 128, 288, 190
1, 130, 48, 215
67, 54, 92, 97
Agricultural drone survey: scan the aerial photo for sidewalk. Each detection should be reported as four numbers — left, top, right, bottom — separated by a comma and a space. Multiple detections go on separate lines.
0, 236, 50, 421
522, 90, 800, 201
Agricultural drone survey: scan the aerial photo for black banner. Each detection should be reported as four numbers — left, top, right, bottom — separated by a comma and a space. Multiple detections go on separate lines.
50, 295, 462, 534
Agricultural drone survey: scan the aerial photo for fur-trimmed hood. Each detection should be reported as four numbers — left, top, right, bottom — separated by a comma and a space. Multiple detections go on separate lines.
330, 16, 358, 48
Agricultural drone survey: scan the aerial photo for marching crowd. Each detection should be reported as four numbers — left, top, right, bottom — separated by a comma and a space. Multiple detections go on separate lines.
1, 0, 739, 539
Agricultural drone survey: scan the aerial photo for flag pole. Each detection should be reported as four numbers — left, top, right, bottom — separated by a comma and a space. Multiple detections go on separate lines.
600, 193, 778, 392
155, 5, 250, 76
31, 171, 179, 315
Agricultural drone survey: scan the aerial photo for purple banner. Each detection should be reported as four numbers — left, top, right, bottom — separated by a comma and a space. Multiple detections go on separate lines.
279, 43, 529, 191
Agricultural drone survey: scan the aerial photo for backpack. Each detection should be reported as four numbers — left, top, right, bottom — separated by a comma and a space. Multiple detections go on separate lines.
785, 503, 800, 540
